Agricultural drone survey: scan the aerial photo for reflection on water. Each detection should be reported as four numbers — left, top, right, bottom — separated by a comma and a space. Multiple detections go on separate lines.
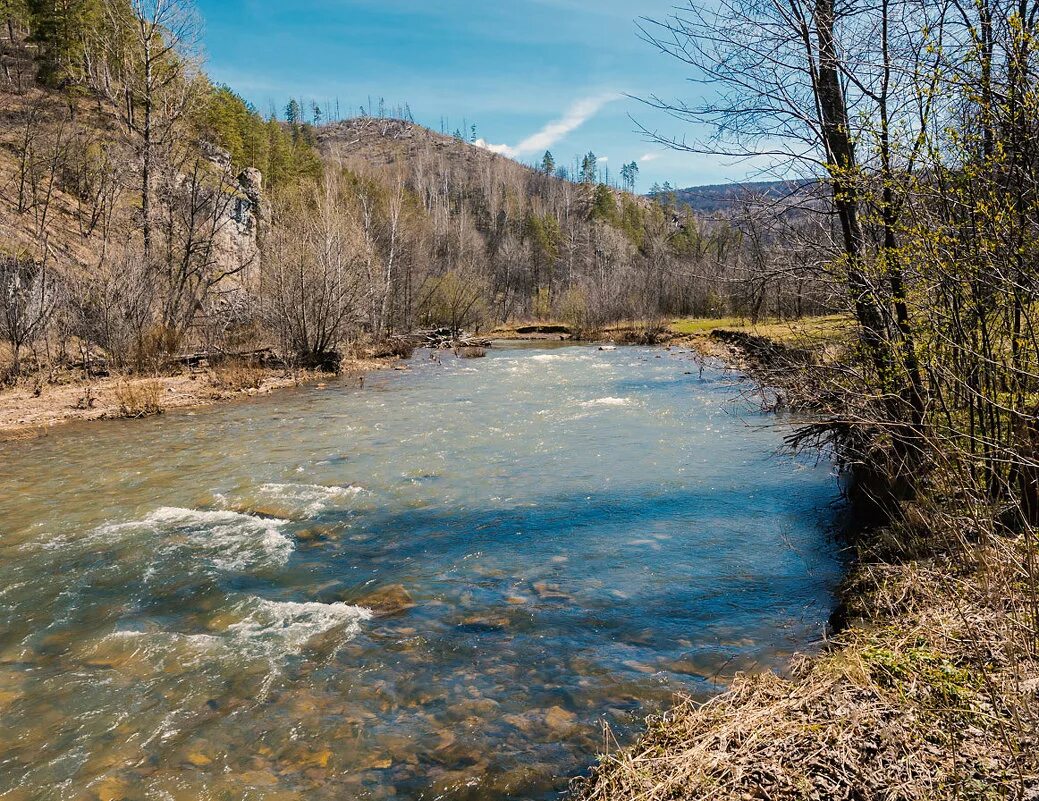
0, 344, 842, 800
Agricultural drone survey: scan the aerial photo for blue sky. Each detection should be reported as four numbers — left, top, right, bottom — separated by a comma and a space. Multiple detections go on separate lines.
195, 0, 758, 190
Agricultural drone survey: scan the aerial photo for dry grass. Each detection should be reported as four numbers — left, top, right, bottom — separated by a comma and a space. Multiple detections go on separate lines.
670, 314, 853, 345
572, 535, 1039, 801
611, 321, 674, 346
208, 363, 267, 393
113, 379, 164, 418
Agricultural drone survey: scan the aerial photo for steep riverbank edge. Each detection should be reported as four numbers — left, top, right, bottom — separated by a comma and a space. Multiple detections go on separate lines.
570, 325, 1039, 801
0, 357, 398, 441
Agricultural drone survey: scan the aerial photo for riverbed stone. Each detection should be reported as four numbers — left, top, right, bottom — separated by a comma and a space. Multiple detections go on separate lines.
532, 581, 572, 601
238, 770, 278, 787
184, 751, 212, 767
457, 614, 509, 631
358, 584, 415, 616
503, 712, 537, 733
93, 778, 129, 801
544, 705, 577, 737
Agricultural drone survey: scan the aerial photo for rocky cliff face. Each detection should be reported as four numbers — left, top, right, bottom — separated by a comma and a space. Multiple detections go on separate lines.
202, 144, 269, 288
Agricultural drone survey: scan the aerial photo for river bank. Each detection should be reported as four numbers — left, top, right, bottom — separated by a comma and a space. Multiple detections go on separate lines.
0, 317, 825, 441
0, 357, 394, 441
571, 323, 1039, 801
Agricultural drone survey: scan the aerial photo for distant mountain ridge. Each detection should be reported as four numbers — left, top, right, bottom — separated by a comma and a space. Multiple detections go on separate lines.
658, 179, 815, 214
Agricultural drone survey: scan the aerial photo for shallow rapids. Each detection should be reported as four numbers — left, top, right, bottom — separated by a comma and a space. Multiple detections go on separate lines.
0, 343, 842, 800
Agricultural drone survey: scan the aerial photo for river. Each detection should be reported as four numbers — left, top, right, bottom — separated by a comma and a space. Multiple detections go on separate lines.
0, 343, 842, 800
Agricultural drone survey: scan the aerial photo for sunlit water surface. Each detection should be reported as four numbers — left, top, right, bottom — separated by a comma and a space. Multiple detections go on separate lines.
0, 344, 842, 801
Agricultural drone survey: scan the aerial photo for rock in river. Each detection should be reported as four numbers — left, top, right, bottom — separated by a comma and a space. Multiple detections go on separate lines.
544, 705, 578, 737
358, 584, 416, 616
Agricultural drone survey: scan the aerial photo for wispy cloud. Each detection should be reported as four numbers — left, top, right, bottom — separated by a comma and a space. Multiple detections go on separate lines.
639, 152, 662, 163
477, 93, 622, 158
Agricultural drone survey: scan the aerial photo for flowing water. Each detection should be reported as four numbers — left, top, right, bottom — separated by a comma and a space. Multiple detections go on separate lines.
0, 344, 843, 801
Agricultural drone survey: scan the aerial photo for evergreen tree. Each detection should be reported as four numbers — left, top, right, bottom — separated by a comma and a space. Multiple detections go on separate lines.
580, 152, 598, 184
591, 183, 618, 223
285, 98, 302, 125
2, 0, 30, 40
26, 0, 103, 86
541, 150, 555, 175
620, 161, 639, 192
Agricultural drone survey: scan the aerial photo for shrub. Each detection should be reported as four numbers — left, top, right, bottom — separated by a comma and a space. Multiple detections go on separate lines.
114, 379, 164, 418
209, 363, 266, 392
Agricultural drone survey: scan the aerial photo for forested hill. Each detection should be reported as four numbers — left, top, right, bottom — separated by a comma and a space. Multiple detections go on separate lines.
658, 180, 814, 215
1, 1, 830, 379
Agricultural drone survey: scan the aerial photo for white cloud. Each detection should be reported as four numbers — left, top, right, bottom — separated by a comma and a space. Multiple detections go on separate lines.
477, 93, 622, 158
639, 152, 662, 163
597, 156, 609, 163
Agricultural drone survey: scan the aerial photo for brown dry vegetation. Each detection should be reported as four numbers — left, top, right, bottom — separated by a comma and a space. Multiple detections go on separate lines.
572, 327, 1039, 801
574, 537, 1039, 801
0, 356, 391, 439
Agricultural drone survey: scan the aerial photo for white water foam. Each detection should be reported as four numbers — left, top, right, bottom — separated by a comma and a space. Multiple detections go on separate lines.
255, 482, 366, 515
103, 598, 371, 663
580, 397, 635, 408
226, 598, 372, 652
98, 507, 294, 571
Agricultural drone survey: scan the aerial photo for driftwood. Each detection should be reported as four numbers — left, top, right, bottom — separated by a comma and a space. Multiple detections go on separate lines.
393, 329, 492, 349
169, 347, 281, 367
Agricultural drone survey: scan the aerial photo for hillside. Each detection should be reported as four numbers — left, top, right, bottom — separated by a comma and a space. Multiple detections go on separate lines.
318, 117, 524, 177
661, 179, 814, 215
1, 8, 831, 389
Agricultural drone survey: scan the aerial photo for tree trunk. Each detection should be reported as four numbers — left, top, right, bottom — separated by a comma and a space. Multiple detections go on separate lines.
814, 0, 890, 379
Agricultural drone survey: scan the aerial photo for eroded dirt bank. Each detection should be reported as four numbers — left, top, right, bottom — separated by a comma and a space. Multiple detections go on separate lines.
0, 358, 393, 441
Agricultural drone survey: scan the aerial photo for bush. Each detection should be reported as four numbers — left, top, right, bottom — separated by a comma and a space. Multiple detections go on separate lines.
616, 322, 672, 346
114, 379, 164, 418
456, 346, 487, 359
209, 363, 266, 392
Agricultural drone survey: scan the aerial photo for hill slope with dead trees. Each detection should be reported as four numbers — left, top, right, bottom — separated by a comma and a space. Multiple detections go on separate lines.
0, 1, 837, 386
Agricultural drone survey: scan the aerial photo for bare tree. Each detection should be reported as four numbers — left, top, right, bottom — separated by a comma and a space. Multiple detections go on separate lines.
0, 255, 57, 379
96, 0, 202, 259
262, 170, 366, 368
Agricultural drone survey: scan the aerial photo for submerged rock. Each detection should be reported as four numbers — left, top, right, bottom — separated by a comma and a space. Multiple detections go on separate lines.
544, 705, 578, 737
93, 777, 129, 801
532, 581, 572, 601
456, 615, 509, 632
358, 584, 415, 616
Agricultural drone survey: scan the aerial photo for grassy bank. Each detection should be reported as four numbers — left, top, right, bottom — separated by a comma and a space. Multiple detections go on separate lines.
571, 319, 1039, 801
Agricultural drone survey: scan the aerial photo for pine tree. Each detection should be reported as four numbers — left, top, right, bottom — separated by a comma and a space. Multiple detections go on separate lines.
620, 161, 639, 192
580, 152, 598, 184
285, 98, 302, 125
26, 0, 103, 86
2, 0, 29, 41
540, 150, 555, 175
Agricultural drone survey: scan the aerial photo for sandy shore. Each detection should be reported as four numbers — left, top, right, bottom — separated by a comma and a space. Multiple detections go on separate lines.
0, 358, 393, 441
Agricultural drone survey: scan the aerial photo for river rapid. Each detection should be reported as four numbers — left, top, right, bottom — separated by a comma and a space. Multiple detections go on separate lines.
0, 343, 842, 801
